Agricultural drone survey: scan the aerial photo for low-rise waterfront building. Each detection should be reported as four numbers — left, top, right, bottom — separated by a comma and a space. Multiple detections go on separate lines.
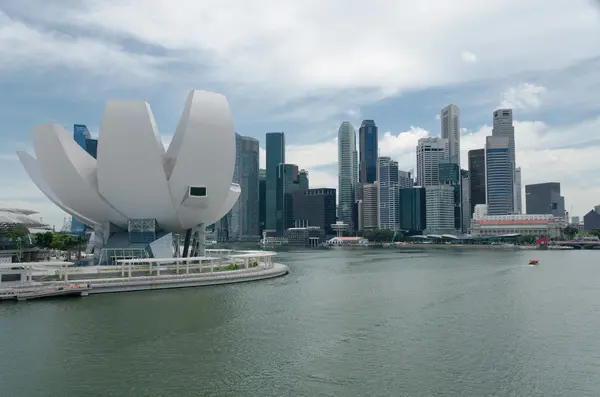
286, 227, 325, 247
471, 214, 565, 237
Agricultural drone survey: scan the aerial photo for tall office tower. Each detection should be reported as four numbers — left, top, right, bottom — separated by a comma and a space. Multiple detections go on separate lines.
276, 163, 299, 235
416, 137, 448, 187
398, 170, 413, 188
514, 167, 522, 214
292, 188, 336, 234
298, 169, 309, 190
234, 134, 260, 239
338, 122, 358, 230
525, 182, 565, 216
71, 124, 98, 235
425, 185, 456, 234
438, 162, 461, 231
266, 132, 285, 231
359, 120, 378, 183
492, 109, 516, 207
361, 183, 379, 229
441, 104, 460, 165
378, 157, 399, 231
399, 187, 426, 234
485, 136, 513, 215
460, 170, 470, 233
258, 169, 266, 235
468, 149, 486, 217
492, 109, 516, 168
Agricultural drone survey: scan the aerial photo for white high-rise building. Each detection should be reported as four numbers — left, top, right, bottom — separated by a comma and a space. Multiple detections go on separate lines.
362, 183, 379, 229
425, 185, 456, 234
441, 104, 460, 165
399, 170, 413, 188
416, 137, 448, 187
338, 122, 358, 230
378, 157, 399, 231
514, 167, 522, 214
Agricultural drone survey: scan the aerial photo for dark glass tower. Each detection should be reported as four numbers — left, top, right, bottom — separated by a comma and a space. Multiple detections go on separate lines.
72, 124, 97, 235
359, 120, 378, 183
265, 132, 285, 231
468, 149, 486, 217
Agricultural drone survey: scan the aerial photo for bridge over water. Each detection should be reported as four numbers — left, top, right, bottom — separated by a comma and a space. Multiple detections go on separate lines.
552, 241, 600, 250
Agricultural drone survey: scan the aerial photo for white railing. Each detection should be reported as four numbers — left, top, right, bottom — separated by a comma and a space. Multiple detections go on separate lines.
86, 266, 283, 287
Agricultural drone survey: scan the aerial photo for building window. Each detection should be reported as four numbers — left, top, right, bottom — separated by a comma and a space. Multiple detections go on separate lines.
189, 186, 207, 197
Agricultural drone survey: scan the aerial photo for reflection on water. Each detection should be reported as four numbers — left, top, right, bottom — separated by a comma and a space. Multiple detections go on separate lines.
1, 249, 600, 396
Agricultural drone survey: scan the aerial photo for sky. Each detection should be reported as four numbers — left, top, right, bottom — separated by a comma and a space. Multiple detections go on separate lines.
1, 0, 600, 228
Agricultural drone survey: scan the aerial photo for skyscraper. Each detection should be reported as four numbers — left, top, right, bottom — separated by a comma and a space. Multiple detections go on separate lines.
460, 170, 470, 233
439, 162, 461, 231
513, 167, 522, 214
378, 157, 399, 231
259, 169, 266, 235
441, 104, 460, 165
399, 187, 426, 234
398, 170, 413, 188
292, 188, 336, 234
359, 120, 378, 184
416, 137, 448, 187
265, 132, 285, 231
492, 109, 515, 168
425, 185, 456, 234
298, 169, 309, 190
492, 109, 516, 210
361, 183, 379, 229
276, 163, 299, 235
468, 149, 486, 217
485, 136, 513, 215
235, 134, 260, 239
338, 122, 358, 230
525, 182, 564, 216
72, 124, 97, 235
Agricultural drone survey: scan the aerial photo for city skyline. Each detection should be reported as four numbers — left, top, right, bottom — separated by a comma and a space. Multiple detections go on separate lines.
2, 1, 600, 227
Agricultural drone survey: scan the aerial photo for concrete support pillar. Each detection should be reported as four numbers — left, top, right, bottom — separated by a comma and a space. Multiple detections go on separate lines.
182, 229, 192, 258
197, 224, 206, 258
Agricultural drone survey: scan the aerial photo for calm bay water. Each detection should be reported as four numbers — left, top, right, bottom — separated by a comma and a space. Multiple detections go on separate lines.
2, 248, 600, 396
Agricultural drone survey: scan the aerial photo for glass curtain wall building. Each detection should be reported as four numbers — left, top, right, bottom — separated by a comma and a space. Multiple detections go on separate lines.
485, 136, 514, 215
71, 124, 98, 235
359, 120, 378, 184
266, 132, 285, 231
337, 122, 358, 231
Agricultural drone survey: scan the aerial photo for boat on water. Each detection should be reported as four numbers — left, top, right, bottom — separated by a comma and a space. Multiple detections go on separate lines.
528, 259, 539, 266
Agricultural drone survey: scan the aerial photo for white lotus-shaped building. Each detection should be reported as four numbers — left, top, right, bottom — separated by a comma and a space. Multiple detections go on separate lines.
17, 90, 240, 259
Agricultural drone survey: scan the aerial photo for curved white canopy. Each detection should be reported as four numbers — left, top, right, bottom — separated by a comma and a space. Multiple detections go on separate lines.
18, 90, 239, 233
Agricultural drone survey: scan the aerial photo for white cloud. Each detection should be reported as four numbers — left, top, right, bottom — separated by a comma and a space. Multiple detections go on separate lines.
500, 83, 547, 110
256, 117, 600, 217
2, 0, 599, 110
0, 11, 164, 86
461, 51, 478, 63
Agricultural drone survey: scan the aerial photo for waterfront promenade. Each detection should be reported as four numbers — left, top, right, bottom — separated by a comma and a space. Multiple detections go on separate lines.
0, 250, 288, 301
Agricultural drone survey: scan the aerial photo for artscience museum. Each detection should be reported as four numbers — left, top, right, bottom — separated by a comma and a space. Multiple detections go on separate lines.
17, 90, 240, 265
